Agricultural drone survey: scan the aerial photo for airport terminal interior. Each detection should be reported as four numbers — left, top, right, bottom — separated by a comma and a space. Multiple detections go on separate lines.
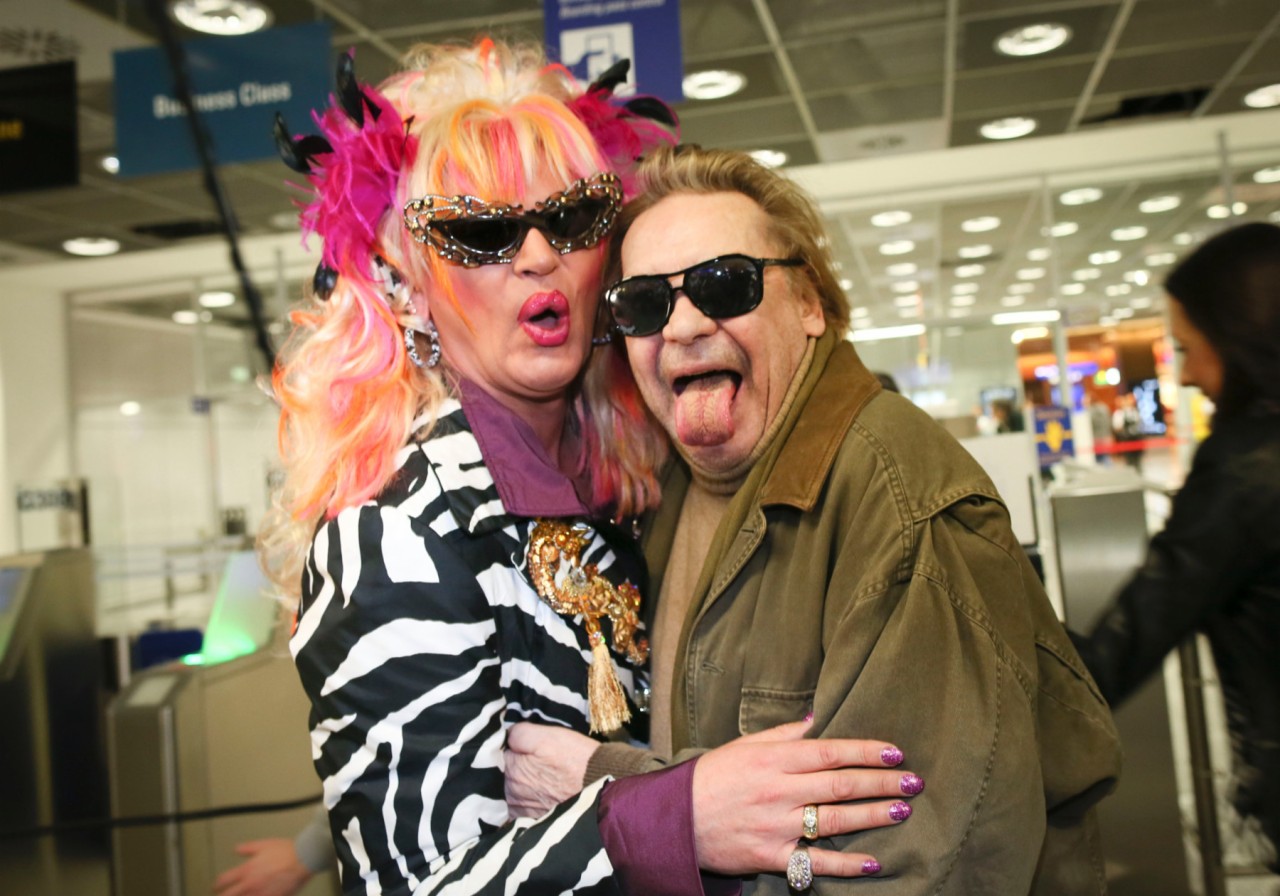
2, 0, 1280, 893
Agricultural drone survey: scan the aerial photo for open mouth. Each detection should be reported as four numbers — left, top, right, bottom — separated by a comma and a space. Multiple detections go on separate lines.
519, 291, 571, 346
525, 306, 562, 329
673, 370, 742, 395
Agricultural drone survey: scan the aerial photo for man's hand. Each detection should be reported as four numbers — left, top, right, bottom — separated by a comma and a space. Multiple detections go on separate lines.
504, 722, 601, 817
213, 838, 313, 896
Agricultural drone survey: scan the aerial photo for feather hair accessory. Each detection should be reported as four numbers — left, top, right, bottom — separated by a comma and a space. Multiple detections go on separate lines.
565, 59, 678, 198
275, 52, 418, 287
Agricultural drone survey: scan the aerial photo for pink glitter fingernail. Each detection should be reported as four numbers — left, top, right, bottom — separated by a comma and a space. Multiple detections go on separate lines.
862, 859, 882, 875
889, 801, 912, 822
899, 773, 925, 795
881, 746, 904, 766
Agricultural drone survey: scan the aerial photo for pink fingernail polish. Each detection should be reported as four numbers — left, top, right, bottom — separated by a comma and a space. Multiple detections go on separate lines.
889, 801, 912, 822
803, 711, 814, 723
881, 746, 904, 766
899, 773, 925, 795
862, 859, 882, 875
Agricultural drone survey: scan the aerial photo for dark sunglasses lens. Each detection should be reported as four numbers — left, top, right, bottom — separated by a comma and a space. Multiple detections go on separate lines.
435, 218, 524, 255
544, 199, 608, 244
608, 279, 672, 336
685, 257, 761, 318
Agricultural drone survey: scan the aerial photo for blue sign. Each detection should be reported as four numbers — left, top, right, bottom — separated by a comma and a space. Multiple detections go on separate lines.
113, 22, 332, 177
543, 0, 684, 103
1033, 405, 1075, 469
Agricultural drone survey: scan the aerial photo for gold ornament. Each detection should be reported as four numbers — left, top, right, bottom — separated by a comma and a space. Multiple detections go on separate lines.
527, 519, 649, 733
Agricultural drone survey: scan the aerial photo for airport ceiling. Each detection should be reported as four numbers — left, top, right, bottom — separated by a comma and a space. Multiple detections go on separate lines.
4, 0, 1280, 338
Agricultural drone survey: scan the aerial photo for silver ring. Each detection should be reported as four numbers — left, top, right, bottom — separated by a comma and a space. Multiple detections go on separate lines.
801, 803, 819, 840
787, 843, 813, 891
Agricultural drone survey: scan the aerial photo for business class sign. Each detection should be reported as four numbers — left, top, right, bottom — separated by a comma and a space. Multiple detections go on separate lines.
112, 21, 330, 177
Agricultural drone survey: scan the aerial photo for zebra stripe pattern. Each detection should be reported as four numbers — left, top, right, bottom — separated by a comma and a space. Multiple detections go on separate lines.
291, 400, 644, 895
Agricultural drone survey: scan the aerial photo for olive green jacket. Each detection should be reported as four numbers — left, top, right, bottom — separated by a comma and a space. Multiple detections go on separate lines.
595, 330, 1121, 894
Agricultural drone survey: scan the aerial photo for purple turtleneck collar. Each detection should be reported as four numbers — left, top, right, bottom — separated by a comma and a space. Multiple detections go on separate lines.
456, 378, 598, 519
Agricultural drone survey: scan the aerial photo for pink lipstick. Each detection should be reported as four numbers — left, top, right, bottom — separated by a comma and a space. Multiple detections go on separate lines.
519, 291, 571, 347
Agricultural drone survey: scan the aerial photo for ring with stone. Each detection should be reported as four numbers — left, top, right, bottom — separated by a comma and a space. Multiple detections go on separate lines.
801, 803, 819, 840
787, 843, 813, 891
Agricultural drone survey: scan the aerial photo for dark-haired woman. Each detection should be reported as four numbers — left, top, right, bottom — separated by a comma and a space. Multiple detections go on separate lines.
1073, 221, 1280, 872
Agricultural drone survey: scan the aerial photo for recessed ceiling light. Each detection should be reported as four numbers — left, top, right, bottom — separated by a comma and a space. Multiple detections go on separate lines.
1008, 282, 1036, 294
63, 236, 121, 256
100, 155, 120, 174
1130, 296, 1153, 309
851, 317, 873, 328
1111, 225, 1148, 241
1073, 267, 1102, 280
852, 306, 869, 319
1090, 249, 1122, 264
1011, 326, 1050, 344
170, 0, 273, 36
886, 262, 917, 276
1270, 210, 1280, 223
1044, 221, 1078, 237
894, 295, 920, 308
1173, 231, 1196, 246
1112, 307, 1135, 319
1059, 187, 1103, 206
1207, 202, 1247, 219
1243, 83, 1280, 109
958, 244, 992, 259
898, 306, 921, 318
173, 309, 200, 325
1139, 194, 1181, 213
1145, 252, 1178, 265
199, 290, 236, 308
1016, 267, 1046, 280
891, 280, 920, 294
952, 282, 979, 295
979, 116, 1037, 140
682, 69, 747, 100
879, 239, 915, 255
230, 365, 252, 383
1000, 295, 1026, 307
955, 263, 986, 278
950, 295, 977, 307
1105, 283, 1133, 297
1026, 247, 1051, 261
1124, 269, 1150, 286
749, 148, 788, 168
119, 401, 141, 417
961, 215, 1001, 233
1099, 315, 1117, 327
995, 22, 1072, 57
839, 277, 854, 290
1252, 166, 1280, 184
1060, 282, 1086, 295
871, 210, 912, 227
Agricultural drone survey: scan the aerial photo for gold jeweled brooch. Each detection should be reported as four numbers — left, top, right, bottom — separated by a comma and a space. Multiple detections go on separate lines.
527, 519, 649, 733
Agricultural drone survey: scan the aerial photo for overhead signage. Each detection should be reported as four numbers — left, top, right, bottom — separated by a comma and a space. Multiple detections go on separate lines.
543, 0, 684, 102
112, 21, 331, 178
0, 60, 78, 195
16, 479, 88, 551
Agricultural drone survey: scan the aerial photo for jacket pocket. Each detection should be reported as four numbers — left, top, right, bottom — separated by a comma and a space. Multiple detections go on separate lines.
739, 687, 815, 735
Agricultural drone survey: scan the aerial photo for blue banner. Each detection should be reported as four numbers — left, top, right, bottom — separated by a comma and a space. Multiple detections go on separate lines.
543, 0, 684, 102
1033, 405, 1075, 469
113, 21, 332, 177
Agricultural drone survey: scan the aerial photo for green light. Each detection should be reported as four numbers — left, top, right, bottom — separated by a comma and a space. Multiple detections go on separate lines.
181, 653, 205, 666
199, 630, 258, 666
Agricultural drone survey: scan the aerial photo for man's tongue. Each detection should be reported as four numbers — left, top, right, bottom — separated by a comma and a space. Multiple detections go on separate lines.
673, 373, 737, 446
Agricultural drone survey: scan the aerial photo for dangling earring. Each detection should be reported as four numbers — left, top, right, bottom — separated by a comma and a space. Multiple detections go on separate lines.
424, 319, 441, 368
404, 319, 441, 369
592, 329, 615, 346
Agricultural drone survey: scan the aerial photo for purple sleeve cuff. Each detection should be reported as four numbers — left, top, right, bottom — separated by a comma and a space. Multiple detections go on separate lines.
598, 758, 741, 896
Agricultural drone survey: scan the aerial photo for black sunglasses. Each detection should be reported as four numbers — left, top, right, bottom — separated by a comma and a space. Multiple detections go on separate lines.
605, 254, 804, 337
403, 173, 622, 268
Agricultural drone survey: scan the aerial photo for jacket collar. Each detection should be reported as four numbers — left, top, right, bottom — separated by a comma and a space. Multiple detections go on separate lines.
756, 329, 881, 510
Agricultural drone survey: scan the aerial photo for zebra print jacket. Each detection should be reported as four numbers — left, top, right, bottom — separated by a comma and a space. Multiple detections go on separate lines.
291, 397, 649, 895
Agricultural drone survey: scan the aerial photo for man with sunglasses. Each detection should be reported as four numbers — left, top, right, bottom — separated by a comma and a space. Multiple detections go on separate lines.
506, 144, 1122, 894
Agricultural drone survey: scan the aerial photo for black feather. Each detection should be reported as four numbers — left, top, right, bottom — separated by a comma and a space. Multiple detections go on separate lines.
313, 264, 338, 300
590, 59, 631, 94
623, 96, 677, 128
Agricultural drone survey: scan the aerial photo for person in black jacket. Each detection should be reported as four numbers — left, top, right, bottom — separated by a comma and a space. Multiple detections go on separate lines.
1072, 221, 1280, 873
